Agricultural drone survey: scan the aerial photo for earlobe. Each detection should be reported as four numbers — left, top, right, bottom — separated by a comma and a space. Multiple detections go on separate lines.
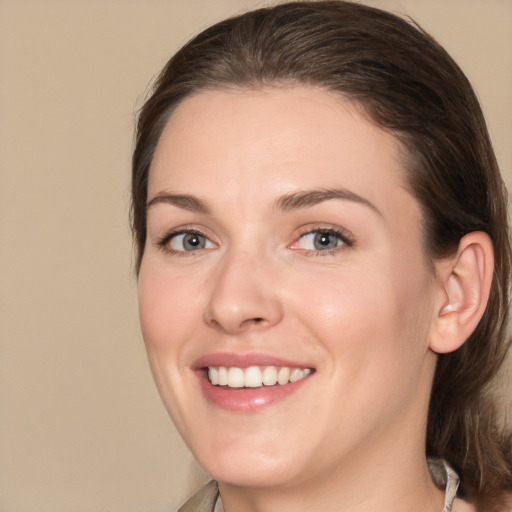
429, 232, 494, 354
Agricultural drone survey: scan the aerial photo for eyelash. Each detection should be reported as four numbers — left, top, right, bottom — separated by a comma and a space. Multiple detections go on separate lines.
292, 226, 355, 256
156, 228, 215, 257
156, 226, 355, 257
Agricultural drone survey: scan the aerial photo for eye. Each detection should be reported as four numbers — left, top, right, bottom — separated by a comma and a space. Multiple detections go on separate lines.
290, 228, 353, 254
159, 230, 215, 254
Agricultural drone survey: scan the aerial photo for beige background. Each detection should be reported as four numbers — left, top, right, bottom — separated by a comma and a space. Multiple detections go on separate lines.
0, 1, 510, 511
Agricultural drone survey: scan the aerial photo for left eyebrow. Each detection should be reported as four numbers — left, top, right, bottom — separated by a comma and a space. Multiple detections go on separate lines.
146, 192, 211, 215
275, 188, 382, 216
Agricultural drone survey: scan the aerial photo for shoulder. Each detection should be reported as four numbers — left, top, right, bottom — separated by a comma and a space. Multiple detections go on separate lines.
177, 481, 219, 512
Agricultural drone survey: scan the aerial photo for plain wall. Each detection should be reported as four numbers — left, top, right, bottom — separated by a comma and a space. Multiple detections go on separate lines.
0, 1, 511, 511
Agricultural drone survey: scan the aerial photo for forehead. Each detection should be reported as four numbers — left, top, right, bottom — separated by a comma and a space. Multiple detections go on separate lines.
148, 86, 418, 224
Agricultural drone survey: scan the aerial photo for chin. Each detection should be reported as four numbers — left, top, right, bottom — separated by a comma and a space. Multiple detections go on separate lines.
191, 440, 305, 489
204, 460, 297, 489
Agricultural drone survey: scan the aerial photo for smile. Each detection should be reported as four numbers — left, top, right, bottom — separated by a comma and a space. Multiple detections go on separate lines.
207, 366, 312, 388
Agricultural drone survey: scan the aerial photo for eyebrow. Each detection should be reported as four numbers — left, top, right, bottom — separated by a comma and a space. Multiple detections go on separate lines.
275, 188, 381, 215
146, 193, 211, 214
146, 187, 381, 217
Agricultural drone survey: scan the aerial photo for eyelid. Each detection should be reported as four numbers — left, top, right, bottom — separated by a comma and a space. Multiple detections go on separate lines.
156, 225, 218, 255
154, 223, 354, 256
289, 224, 355, 254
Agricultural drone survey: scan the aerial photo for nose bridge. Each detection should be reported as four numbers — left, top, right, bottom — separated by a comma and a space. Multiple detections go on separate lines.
204, 244, 283, 334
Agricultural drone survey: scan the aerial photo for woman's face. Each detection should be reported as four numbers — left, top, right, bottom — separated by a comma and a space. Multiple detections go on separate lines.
138, 87, 441, 489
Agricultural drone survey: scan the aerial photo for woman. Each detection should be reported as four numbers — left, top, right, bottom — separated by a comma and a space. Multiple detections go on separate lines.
131, 1, 512, 511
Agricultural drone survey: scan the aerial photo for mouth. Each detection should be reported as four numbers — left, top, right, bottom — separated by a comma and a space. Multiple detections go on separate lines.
207, 365, 312, 388
193, 353, 315, 412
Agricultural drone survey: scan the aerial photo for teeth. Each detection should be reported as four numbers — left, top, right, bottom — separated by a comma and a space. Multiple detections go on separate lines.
289, 368, 303, 383
208, 367, 219, 385
218, 367, 228, 386
244, 366, 263, 388
277, 367, 290, 385
228, 367, 244, 387
262, 366, 278, 385
207, 365, 312, 388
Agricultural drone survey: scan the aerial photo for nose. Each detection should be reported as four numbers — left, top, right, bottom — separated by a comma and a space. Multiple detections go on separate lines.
204, 250, 284, 334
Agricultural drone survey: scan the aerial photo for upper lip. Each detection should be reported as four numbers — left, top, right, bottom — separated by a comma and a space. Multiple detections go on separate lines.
192, 352, 314, 370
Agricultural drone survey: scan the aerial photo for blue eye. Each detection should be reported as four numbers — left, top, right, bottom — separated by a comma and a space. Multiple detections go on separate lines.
164, 232, 214, 252
302, 232, 341, 250
292, 229, 353, 253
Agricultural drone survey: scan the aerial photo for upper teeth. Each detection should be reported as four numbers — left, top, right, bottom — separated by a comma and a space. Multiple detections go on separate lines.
207, 366, 311, 388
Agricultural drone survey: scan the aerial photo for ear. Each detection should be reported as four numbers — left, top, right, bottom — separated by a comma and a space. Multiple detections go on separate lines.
429, 232, 494, 354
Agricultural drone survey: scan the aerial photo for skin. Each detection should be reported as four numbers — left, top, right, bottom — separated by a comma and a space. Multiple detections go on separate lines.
138, 87, 476, 512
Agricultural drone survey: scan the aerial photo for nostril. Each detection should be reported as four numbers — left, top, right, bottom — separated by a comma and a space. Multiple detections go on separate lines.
241, 317, 265, 328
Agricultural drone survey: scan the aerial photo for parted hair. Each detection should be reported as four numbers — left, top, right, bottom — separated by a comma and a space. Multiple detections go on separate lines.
132, 1, 512, 508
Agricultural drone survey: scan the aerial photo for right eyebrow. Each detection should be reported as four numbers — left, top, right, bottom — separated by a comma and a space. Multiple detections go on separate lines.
146, 192, 211, 215
275, 188, 382, 216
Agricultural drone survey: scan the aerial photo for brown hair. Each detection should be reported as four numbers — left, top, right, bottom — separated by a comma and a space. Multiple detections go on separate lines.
131, 1, 512, 507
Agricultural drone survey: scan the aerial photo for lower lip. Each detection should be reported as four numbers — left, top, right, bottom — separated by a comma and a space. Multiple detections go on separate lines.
197, 372, 311, 412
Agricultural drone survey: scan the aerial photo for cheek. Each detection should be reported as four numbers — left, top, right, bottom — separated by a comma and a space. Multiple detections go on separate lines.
137, 263, 205, 428
288, 263, 398, 336
138, 260, 205, 351
138, 271, 173, 350
290, 255, 435, 376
